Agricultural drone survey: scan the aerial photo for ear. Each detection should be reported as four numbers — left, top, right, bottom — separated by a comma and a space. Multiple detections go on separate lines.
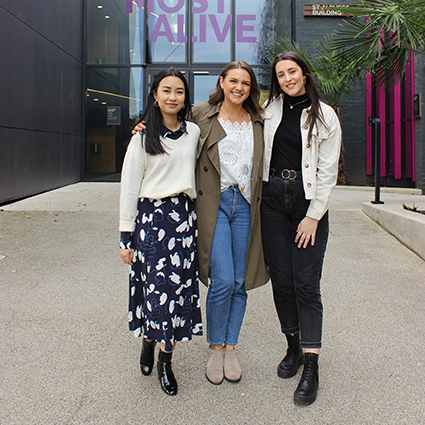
219, 76, 224, 89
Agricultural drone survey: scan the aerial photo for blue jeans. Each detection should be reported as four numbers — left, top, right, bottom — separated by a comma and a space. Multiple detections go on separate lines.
206, 186, 251, 346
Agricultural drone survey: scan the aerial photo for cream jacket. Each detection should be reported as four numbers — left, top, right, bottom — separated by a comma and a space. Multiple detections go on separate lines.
263, 96, 341, 220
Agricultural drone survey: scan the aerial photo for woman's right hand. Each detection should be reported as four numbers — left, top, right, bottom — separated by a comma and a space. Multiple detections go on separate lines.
131, 121, 146, 135
120, 249, 133, 264
295, 216, 318, 249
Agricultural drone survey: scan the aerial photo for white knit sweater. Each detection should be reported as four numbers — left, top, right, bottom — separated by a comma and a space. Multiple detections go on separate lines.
119, 121, 200, 232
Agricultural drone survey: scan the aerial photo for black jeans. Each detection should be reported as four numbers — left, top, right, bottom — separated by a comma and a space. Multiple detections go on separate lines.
261, 175, 329, 349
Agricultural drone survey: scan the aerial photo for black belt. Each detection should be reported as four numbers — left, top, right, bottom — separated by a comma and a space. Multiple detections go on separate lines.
269, 168, 302, 180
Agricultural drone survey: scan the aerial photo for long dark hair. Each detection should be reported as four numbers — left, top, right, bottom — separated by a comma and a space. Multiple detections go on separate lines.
208, 61, 263, 115
140, 68, 191, 155
266, 51, 327, 142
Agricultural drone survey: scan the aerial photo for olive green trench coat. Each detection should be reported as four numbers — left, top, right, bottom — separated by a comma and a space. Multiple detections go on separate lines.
191, 101, 269, 291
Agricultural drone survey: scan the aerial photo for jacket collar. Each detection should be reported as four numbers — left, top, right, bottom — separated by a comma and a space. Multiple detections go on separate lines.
265, 94, 314, 117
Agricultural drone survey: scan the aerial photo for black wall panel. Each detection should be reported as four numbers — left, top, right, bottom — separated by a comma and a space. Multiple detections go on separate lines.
0, 1, 82, 60
0, 8, 35, 129
0, 128, 15, 200
414, 55, 425, 192
62, 55, 83, 136
0, 1, 84, 204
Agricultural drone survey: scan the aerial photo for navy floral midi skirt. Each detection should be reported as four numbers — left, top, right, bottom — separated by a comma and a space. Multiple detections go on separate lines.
129, 195, 203, 351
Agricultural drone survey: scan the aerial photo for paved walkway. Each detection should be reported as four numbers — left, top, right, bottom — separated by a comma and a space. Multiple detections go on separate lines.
1, 183, 424, 424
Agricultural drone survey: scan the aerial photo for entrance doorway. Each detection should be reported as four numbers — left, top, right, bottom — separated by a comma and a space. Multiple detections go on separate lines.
85, 66, 222, 181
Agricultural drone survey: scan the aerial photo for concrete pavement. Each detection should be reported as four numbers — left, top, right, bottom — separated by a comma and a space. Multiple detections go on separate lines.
1, 183, 424, 424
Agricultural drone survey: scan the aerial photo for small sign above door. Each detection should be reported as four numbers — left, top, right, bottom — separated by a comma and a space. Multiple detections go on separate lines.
303, 4, 351, 17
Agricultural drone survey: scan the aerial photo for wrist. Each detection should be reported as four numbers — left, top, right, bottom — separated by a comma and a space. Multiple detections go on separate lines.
120, 232, 132, 249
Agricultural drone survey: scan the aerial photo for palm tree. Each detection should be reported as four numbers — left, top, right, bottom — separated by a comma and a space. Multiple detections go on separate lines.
327, 0, 425, 88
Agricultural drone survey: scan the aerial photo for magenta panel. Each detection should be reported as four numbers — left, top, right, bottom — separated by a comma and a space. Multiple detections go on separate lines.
365, 56, 416, 182
409, 57, 415, 180
377, 82, 386, 176
366, 74, 373, 175
393, 82, 401, 179
388, 89, 394, 175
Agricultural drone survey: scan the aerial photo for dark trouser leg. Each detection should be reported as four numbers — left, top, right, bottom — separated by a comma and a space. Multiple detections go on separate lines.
261, 177, 305, 335
261, 177, 328, 348
291, 212, 328, 349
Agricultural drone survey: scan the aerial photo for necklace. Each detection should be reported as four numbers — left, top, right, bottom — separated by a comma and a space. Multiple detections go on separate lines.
287, 97, 308, 109
220, 107, 245, 122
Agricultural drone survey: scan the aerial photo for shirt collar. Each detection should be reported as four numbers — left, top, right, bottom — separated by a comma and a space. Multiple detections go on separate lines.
160, 120, 187, 139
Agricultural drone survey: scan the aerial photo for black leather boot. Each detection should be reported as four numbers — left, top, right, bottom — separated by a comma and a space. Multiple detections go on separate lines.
294, 352, 319, 405
277, 333, 304, 378
157, 350, 178, 396
140, 339, 156, 376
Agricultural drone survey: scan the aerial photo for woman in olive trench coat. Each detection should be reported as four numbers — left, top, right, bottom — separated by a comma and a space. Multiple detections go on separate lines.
192, 101, 269, 291
191, 62, 269, 386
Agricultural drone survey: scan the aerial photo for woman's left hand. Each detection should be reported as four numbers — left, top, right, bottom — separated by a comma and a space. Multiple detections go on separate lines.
120, 248, 133, 264
132, 121, 146, 135
295, 217, 319, 249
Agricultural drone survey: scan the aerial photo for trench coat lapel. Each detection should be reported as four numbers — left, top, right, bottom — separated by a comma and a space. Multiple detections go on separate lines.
206, 119, 226, 174
196, 103, 225, 175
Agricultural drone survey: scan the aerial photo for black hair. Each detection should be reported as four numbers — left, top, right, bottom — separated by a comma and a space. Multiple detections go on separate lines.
140, 68, 191, 155
267, 51, 327, 142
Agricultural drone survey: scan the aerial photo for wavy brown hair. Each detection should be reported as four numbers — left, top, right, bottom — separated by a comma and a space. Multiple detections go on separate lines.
266, 51, 327, 142
208, 61, 263, 115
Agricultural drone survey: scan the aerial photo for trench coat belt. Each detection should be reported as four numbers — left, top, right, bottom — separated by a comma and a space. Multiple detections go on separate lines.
269, 168, 302, 180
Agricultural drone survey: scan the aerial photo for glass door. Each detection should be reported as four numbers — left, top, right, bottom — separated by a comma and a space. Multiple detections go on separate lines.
192, 71, 220, 105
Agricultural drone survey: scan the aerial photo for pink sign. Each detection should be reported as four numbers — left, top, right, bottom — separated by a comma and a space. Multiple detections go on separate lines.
126, 0, 256, 43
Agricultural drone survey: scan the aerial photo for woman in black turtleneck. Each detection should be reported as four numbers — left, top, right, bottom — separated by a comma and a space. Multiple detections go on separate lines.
269, 91, 310, 173
261, 52, 342, 406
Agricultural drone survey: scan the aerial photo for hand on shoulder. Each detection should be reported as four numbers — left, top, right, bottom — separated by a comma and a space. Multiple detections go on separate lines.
132, 121, 146, 135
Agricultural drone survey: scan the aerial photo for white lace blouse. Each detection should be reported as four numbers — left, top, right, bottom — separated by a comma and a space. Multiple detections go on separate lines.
217, 116, 254, 204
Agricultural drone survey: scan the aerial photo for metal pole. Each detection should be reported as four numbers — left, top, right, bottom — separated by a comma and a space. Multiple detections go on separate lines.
368, 117, 384, 204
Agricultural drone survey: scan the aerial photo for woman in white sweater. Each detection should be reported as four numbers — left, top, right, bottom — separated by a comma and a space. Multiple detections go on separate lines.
119, 68, 202, 396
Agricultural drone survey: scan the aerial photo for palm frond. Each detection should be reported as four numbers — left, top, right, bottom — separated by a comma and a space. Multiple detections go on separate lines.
326, 0, 425, 88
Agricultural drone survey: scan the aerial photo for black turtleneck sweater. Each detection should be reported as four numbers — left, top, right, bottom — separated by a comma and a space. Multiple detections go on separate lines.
270, 93, 311, 172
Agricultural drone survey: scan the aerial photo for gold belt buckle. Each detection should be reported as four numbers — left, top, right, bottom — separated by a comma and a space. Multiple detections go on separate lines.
281, 169, 297, 180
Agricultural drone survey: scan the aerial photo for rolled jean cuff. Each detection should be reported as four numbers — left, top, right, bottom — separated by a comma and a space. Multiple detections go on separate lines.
207, 339, 224, 346
281, 326, 300, 335
300, 342, 322, 349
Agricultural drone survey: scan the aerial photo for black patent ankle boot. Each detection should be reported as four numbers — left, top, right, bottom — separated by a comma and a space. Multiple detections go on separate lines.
140, 339, 156, 376
157, 350, 178, 396
294, 353, 319, 405
277, 333, 304, 378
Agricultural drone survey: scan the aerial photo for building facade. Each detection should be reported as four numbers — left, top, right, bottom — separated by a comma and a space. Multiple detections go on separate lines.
1, 0, 424, 204
0, 1, 84, 204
